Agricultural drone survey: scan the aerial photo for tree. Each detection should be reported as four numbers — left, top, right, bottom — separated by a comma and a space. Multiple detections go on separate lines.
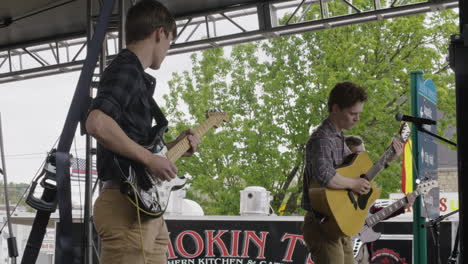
0, 182, 32, 212
162, 10, 458, 215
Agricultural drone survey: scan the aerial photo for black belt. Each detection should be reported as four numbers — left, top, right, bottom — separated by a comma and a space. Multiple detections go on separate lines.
102, 179, 122, 189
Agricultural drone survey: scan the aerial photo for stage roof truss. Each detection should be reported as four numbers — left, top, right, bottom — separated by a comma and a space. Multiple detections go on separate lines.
0, 0, 458, 84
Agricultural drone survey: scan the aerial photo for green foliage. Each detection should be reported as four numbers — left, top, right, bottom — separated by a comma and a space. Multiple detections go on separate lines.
0, 182, 33, 212
163, 10, 458, 215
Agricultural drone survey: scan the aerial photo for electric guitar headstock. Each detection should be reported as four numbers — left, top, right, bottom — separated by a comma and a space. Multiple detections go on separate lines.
205, 109, 230, 128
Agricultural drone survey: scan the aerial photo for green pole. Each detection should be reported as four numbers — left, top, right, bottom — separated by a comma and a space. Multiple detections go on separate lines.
410, 71, 427, 264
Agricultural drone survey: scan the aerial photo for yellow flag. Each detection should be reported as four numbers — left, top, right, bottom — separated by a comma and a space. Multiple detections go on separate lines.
401, 139, 413, 194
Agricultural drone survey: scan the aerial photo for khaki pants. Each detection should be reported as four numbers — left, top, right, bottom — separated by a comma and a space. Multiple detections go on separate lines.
302, 211, 354, 264
93, 189, 169, 264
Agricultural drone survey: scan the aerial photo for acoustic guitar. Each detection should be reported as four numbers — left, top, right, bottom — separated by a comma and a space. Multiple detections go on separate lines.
308, 122, 411, 238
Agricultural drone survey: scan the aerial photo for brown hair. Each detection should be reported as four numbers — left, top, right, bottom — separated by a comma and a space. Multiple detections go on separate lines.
327, 82, 368, 112
125, 0, 177, 45
345, 135, 364, 148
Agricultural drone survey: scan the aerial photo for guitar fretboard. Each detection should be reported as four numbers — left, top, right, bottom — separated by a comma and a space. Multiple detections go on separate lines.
165, 117, 221, 163
365, 140, 399, 181
365, 190, 420, 227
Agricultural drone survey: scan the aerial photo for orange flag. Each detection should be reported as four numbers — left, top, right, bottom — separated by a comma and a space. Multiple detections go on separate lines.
401, 139, 413, 194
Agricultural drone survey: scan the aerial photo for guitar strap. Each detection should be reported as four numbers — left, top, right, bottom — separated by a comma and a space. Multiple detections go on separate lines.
129, 98, 168, 190
149, 98, 168, 137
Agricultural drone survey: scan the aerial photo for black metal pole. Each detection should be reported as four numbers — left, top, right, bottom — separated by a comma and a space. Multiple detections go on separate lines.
450, 0, 468, 262
119, 0, 125, 51
54, 0, 115, 263
82, 0, 95, 263
0, 114, 19, 264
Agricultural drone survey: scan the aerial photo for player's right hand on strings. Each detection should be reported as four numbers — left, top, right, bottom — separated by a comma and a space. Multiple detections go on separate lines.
145, 154, 178, 181
351, 178, 371, 195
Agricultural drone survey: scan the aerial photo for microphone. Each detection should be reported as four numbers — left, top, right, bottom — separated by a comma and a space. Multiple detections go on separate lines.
395, 113, 436, 126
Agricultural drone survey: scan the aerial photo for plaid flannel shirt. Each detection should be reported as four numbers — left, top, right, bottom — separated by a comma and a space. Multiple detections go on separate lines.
301, 119, 351, 211
89, 49, 162, 181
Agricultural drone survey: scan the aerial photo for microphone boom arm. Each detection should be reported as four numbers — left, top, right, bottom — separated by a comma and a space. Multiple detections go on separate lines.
414, 123, 457, 147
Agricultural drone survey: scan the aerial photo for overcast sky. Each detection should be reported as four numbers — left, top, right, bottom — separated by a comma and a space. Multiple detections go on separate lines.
0, 52, 193, 184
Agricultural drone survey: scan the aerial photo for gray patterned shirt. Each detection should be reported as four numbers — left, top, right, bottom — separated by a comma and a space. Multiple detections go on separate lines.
301, 119, 352, 211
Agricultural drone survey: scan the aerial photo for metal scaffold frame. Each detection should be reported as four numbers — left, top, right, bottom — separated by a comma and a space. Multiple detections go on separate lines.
0, 0, 458, 84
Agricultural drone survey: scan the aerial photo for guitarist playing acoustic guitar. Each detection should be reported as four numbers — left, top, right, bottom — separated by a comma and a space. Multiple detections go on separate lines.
301, 82, 404, 264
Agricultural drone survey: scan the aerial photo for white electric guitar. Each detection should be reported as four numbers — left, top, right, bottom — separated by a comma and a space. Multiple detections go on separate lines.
353, 180, 438, 261
115, 110, 229, 217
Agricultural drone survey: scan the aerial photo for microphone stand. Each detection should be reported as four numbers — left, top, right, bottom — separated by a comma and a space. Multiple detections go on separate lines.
447, 224, 460, 264
415, 124, 457, 147
413, 122, 458, 264
422, 209, 459, 264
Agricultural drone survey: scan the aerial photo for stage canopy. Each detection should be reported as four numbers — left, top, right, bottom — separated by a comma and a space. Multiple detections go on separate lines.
0, 0, 458, 83
0, 0, 267, 50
